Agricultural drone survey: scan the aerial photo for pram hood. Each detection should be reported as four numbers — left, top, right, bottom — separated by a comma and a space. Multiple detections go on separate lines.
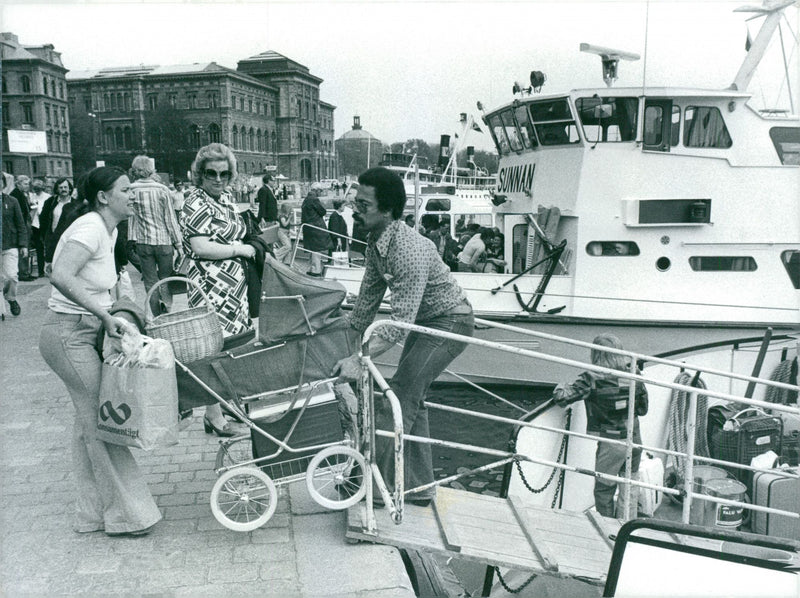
259, 255, 347, 343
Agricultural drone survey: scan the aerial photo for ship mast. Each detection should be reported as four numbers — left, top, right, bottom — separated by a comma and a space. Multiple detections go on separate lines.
731, 0, 796, 92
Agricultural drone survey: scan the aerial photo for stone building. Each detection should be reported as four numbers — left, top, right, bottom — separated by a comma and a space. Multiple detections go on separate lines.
1, 32, 73, 180
67, 51, 335, 182
336, 116, 383, 178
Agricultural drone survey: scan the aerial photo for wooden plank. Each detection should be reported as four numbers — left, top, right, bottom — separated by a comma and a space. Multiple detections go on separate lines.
508, 496, 560, 572
586, 510, 619, 551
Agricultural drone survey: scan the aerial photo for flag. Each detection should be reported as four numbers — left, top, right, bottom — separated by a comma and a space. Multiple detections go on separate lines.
745, 30, 752, 51
472, 121, 483, 133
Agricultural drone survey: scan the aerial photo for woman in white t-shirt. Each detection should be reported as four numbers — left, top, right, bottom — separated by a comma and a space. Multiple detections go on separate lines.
39, 166, 162, 537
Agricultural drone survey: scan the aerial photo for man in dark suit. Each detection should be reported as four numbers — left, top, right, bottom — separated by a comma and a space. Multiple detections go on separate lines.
256, 174, 278, 228
10, 175, 34, 280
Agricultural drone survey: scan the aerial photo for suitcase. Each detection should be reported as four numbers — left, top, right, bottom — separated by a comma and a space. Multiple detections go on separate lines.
751, 468, 800, 539
711, 407, 783, 485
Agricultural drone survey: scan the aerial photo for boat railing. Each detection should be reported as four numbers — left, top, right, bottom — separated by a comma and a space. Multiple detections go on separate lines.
356, 317, 800, 531
290, 223, 367, 269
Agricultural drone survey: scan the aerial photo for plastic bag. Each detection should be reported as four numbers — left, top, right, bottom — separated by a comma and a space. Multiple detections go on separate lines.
107, 328, 175, 369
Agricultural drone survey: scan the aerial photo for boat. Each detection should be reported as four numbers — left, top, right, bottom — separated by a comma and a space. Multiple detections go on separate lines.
323, 0, 799, 393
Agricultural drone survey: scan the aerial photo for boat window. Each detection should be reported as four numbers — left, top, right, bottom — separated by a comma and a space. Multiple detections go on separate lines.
487, 113, 511, 155
514, 104, 537, 148
424, 198, 451, 211
529, 98, 580, 146
576, 96, 638, 142
643, 105, 664, 146
684, 106, 732, 148
781, 250, 800, 289
688, 256, 756, 271
769, 127, 800, 165
586, 241, 640, 256
500, 110, 524, 152
671, 106, 681, 147
455, 214, 493, 239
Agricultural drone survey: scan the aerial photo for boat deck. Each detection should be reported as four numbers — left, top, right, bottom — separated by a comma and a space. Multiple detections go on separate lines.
346, 486, 622, 585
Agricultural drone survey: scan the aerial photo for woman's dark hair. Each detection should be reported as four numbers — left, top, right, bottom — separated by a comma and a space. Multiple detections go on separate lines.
357, 167, 406, 219
52, 177, 74, 197
479, 227, 494, 242
82, 166, 127, 211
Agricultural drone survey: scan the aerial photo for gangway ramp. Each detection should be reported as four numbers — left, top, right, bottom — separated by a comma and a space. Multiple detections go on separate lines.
346, 486, 622, 585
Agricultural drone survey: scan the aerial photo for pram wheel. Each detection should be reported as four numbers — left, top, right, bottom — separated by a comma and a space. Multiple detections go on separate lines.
306, 446, 367, 510
210, 467, 277, 531
215, 435, 253, 471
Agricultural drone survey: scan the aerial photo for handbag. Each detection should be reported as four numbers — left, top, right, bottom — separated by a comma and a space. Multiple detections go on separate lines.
145, 276, 223, 364
96, 338, 179, 450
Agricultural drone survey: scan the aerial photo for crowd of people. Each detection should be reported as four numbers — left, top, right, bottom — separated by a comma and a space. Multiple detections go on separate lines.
3, 142, 641, 537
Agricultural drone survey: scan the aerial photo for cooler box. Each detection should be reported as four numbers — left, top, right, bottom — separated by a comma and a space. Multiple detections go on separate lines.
250, 396, 344, 480
751, 468, 800, 540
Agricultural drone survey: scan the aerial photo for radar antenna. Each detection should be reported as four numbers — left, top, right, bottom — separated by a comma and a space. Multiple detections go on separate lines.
579, 43, 641, 87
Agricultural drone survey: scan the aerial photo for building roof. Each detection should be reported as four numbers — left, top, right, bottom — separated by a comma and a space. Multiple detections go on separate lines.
1, 32, 66, 69
339, 116, 380, 142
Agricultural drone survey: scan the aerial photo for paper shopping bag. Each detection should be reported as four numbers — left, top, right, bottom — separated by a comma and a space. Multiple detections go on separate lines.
96, 362, 179, 450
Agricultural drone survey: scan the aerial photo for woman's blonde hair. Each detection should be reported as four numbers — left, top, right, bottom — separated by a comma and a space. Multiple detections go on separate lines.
590, 333, 628, 372
190, 143, 237, 186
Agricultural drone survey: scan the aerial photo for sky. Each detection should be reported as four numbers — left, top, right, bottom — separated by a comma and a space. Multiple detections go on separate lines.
2, 1, 797, 153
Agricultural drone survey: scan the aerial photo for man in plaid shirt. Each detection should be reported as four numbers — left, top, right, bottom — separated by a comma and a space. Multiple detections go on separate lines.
128, 155, 183, 315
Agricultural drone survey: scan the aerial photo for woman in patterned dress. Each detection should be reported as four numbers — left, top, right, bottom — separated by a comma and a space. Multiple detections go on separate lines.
180, 143, 253, 436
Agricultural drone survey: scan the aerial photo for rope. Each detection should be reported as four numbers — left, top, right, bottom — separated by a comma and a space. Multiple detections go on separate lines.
665, 372, 709, 474
765, 358, 798, 406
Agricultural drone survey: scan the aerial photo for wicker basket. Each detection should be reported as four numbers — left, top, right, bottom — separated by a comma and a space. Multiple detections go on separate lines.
145, 276, 223, 364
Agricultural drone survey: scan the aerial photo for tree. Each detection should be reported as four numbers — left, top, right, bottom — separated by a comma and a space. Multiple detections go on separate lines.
144, 105, 194, 180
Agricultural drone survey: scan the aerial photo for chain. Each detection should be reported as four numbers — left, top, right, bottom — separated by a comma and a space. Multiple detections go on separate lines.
512, 409, 572, 504
494, 567, 537, 594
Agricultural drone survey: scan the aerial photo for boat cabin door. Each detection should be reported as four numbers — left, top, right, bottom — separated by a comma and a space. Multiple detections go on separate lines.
642, 99, 674, 152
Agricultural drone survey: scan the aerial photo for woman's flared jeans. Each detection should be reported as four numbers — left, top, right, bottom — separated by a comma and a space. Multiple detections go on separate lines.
39, 311, 162, 533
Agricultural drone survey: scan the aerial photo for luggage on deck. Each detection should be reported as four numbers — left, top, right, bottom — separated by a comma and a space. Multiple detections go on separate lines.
710, 407, 783, 485
751, 468, 800, 539
637, 452, 665, 517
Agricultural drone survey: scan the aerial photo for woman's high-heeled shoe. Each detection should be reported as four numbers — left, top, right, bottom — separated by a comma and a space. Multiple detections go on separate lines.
203, 415, 247, 437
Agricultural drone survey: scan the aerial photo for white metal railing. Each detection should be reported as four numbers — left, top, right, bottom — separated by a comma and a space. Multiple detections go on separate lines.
356, 318, 800, 531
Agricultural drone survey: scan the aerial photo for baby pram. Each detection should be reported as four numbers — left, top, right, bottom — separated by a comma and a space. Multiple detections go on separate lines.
176, 256, 366, 531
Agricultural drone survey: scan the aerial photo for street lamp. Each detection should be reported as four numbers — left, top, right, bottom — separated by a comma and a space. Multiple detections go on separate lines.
87, 112, 100, 166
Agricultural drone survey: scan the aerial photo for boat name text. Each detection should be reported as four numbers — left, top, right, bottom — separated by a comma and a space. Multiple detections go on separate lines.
498, 163, 535, 194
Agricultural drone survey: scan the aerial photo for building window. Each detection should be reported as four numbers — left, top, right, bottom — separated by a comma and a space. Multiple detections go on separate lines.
187, 94, 197, 109
21, 75, 31, 93
45, 105, 51, 125
190, 124, 201, 148
110, 93, 117, 111
59, 82, 65, 99
1, 77, 6, 94
208, 92, 218, 109
47, 131, 53, 151
22, 103, 34, 124
271, 131, 277, 152
239, 97, 244, 111
115, 127, 123, 149
4, 161, 13, 174
208, 123, 220, 143
124, 94, 130, 111
2, 103, 9, 124
123, 127, 131, 149
55, 133, 61, 153
105, 127, 113, 150
249, 128, 254, 151
257, 130, 262, 152
64, 132, 70, 153
248, 99, 253, 113
168, 94, 177, 108
43, 77, 49, 95
232, 126, 239, 149
61, 107, 66, 128
148, 95, 158, 110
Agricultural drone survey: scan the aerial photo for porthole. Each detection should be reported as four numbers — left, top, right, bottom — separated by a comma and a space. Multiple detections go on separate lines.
656, 257, 671, 271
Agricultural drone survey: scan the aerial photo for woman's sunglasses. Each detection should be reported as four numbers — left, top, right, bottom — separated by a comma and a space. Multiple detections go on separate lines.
203, 168, 232, 181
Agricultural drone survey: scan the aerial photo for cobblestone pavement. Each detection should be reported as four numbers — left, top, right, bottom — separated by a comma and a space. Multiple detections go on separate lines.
0, 271, 412, 597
